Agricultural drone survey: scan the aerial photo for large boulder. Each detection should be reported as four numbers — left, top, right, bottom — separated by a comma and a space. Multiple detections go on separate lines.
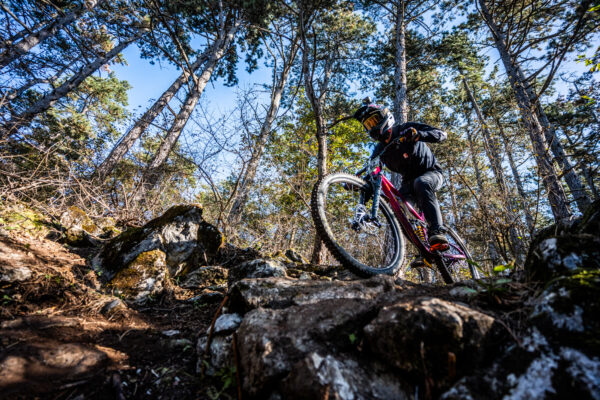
227, 259, 288, 286
364, 297, 496, 390
525, 199, 600, 282
228, 275, 395, 313
236, 298, 384, 398
180, 266, 228, 290
529, 270, 600, 355
442, 200, 600, 399
207, 274, 496, 399
93, 204, 223, 280
281, 352, 409, 400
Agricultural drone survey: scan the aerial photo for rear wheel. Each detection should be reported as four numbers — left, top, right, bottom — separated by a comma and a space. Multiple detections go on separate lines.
311, 173, 405, 277
435, 227, 480, 283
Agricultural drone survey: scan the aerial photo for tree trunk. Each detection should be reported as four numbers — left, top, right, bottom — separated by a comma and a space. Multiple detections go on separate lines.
1, 19, 46, 50
94, 51, 210, 180
0, 0, 102, 69
391, 1, 408, 188
308, 90, 329, 264
535, 107, 591, 212
561, 127, 599, 201
393, 2, 408, 124
3, 32, 141, 136
462, 77, 525, 264
495, 117, 535, 233
226, 37, 299, 226
464, 115, 502, 266
300, 10, 330, 264
478, 0, 571, 222
4, 67, 66, 102
143, 22, 238, 185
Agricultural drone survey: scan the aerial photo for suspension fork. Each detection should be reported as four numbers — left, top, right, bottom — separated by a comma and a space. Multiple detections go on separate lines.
356, 172, 382, 222
369, 172, 382, 220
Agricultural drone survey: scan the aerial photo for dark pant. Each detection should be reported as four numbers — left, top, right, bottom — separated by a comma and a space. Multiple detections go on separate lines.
400, 171, 444, 232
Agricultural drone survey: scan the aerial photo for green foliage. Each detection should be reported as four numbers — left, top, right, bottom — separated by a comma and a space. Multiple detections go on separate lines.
2, 295, 13, 305
348, 332, 358, 344
206, 366, 237, 400
7, 73, 131, 178
1, 0, 598, 271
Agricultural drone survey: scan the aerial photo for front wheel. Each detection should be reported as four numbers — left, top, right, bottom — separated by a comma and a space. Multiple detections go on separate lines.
311, 173, 405, 277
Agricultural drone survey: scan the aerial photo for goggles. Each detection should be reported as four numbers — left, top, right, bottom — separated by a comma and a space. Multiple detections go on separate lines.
362, 113, 383, 130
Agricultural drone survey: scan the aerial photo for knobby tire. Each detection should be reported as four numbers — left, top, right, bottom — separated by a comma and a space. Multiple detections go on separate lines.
311, 173, 405, 277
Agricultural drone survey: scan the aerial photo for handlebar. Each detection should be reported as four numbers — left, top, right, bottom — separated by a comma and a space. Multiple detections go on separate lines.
355, 156, 382, 177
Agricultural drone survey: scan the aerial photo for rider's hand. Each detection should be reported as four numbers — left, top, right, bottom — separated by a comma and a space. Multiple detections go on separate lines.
401, 127, 420, 143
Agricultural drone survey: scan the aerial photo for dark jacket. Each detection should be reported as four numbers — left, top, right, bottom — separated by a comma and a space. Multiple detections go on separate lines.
371, 122, 447, 182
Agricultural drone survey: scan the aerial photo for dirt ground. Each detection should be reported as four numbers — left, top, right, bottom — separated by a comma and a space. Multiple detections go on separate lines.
0, 231, 231, 400
0, 215, 534, 400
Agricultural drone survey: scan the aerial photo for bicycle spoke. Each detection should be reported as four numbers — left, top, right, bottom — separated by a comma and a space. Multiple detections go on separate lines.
323, 180, 398, 269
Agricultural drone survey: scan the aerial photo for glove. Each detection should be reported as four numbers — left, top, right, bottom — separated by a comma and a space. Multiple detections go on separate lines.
401, 127, 420, 143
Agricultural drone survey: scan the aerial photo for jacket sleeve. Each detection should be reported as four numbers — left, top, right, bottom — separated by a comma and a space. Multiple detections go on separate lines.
402, 122, 447, 143
370, 142, 385, 159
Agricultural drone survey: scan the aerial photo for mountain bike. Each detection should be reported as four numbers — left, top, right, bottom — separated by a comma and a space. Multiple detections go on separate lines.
310, 149, 481, 284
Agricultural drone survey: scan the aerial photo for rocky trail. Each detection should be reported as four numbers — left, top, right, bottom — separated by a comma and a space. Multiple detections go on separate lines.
0, 202, 599, 399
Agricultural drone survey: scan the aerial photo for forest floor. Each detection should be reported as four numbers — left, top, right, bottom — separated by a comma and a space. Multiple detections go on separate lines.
0, 229, 232, 400
0, 207, 537, 400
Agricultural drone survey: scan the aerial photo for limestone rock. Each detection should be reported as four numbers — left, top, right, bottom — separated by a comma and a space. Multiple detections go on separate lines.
60, 206, 103, 246
281, 352, 409, 400
93, 204, 223, 280
525, 199, 600, 282
285, 249, 306, 263
442, 267, 600, 399
196, 335, 233, 376
441, 329, 600, 400
529, 270, 600, 355
227, 259, 288, 286
236, 298, 380, 397
60, 206, 99, 235
211, 313, 242, 335
228, 275, 395, 313
363, 297, 495, 388
186, 290, 225, 304
100, 298, 127, 316
526, 235, 600, 282
107, 249, 168, 304
0, 264, 32, 282
181, 266, 228, 289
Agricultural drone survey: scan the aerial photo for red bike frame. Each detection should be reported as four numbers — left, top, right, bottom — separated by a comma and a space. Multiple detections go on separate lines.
371, 167, 466, 263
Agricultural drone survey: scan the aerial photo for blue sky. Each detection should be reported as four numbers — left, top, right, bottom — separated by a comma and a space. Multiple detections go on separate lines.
111, 45, 272, 115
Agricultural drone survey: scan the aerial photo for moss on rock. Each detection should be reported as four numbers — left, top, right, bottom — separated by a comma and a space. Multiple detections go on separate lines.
525, 200, 600, 283
60, 206, 100, 235
0, 202, 49, 236
108, 249, 168, 303
530, 270, 600, 356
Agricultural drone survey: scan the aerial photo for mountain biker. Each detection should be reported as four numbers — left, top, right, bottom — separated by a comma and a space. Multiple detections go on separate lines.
354, 101, 449, 250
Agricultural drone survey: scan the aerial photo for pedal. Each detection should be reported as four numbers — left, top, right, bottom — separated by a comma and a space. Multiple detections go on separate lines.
430, 243, 450, 251
365, 215, 381, 227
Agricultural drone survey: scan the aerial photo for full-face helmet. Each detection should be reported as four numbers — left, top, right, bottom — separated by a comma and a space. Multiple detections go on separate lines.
354, 100, 395, 141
